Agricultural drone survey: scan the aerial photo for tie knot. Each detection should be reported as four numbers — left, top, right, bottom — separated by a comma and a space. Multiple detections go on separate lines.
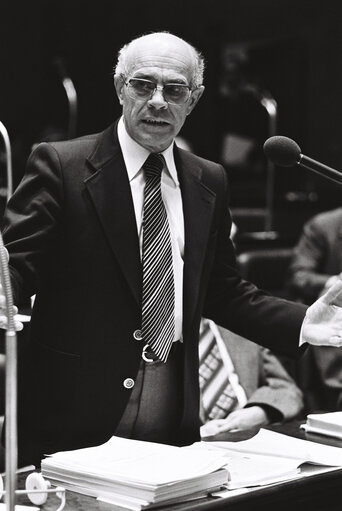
143, 153, 165, 178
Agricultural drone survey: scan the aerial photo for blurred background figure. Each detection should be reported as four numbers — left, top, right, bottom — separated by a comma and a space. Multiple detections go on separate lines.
288, 208, 342, 413
288, 208, 342, 304
199, 318, 304, 438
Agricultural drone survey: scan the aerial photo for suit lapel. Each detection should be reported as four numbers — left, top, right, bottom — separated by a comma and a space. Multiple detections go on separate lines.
175, 149, 216, 335
85, 124, 142, 306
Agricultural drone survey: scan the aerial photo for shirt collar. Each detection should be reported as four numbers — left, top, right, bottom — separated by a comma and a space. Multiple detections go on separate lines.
117, 117, 179, 185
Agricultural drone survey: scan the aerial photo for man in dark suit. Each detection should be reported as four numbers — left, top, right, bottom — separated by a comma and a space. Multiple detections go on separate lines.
2, 32, 342, 465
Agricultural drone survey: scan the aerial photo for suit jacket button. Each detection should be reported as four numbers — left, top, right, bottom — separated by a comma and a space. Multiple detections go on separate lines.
123, 378, 134, 389
133, 329, 143, 341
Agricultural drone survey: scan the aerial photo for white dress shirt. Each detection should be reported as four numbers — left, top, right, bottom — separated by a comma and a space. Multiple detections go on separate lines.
117, 117, 184, 343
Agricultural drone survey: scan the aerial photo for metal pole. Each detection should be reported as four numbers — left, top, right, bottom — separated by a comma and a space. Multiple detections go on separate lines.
0, 121, 17, 511
53, 58, 78, 140
260, 95, 278, 232
62, 76, 78, 140
0, 234, 17, 511
0, 121, 13, 200
4, 330, 17, 511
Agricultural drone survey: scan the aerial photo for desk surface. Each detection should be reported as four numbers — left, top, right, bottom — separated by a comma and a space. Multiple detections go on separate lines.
10, 420, 342, 511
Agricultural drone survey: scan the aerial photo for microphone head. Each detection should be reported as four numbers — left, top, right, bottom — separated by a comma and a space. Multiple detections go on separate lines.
263, 136, 301, 167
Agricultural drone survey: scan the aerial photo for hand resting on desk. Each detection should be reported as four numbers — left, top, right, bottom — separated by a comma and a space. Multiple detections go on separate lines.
200, 406, 269, 438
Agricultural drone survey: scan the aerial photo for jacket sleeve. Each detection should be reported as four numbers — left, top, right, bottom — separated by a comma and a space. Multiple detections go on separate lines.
1, 143, 64, 305
202, 165, 307, 359
245, 348, 304, 421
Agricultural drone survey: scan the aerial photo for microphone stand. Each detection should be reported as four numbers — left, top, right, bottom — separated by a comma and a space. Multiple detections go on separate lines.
0, 122, 66, 511
0, 121, 17, 511
0, 234, 17, 511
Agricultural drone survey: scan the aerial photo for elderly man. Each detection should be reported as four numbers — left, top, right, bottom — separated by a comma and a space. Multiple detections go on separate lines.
2, 32, 342, 465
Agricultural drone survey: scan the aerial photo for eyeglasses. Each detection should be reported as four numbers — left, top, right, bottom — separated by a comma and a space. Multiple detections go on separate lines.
122, 76, 192, 105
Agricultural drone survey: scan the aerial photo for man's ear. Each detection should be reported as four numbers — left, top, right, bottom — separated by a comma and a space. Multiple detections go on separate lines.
186, 86, 205, 116
114, 75, 125, 105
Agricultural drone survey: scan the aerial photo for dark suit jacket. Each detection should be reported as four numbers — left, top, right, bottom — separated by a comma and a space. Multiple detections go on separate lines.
2, 122, 307, 463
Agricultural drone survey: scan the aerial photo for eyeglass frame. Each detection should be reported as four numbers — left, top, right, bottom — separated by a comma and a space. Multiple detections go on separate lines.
121, 74, 194, 105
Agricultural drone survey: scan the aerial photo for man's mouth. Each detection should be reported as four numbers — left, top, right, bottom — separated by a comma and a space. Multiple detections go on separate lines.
142, 119, 169, 126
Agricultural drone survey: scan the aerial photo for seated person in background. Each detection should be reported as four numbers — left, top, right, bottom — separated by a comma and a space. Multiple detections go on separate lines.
288, 207, 342, 304
288, 208, 342, 413
199, 318, 304, 437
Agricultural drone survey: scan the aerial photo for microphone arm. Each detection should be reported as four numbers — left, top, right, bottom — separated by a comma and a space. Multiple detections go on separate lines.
263, 135, 342, 187
298, 154, 342, 185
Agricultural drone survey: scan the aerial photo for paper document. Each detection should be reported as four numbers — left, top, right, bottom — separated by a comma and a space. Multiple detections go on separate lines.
41, 436, 228, 510
189, 442, 301, 488
43, 436, 228, 484
200, 428, 342, 466
190, 427, 342, 489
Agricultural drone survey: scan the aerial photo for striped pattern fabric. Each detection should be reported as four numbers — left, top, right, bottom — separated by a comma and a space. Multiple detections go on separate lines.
141, 153, 175, 363
199, 319, 239, 421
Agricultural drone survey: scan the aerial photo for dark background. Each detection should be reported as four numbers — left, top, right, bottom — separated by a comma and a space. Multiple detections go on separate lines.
1, 0, 342, 243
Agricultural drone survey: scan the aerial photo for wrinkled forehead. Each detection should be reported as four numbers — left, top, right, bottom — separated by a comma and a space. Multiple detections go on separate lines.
125, 34, 196, 79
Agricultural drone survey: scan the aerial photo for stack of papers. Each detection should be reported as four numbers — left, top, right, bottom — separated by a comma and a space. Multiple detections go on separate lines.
41, 429, 342, 509
301, 411, 342, 439
41, 436, 229, 510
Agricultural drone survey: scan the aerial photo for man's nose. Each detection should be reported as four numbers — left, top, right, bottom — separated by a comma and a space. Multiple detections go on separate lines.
148, 88, 168, 110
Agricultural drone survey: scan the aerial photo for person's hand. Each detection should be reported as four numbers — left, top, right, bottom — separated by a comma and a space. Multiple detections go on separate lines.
200, 406, 269, 438
0, 284, 23, 331
318, 274, 342, 297
302, 279, 342, 347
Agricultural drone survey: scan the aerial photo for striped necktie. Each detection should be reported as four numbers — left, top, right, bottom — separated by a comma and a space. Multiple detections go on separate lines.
141, 153, 175, 363
199, 319, 239, 421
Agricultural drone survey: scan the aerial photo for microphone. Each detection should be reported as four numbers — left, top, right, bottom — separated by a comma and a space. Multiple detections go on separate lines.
263, 135, 342, 185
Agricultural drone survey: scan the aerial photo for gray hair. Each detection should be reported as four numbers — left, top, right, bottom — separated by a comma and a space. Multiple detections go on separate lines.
113, 32, 205, 89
